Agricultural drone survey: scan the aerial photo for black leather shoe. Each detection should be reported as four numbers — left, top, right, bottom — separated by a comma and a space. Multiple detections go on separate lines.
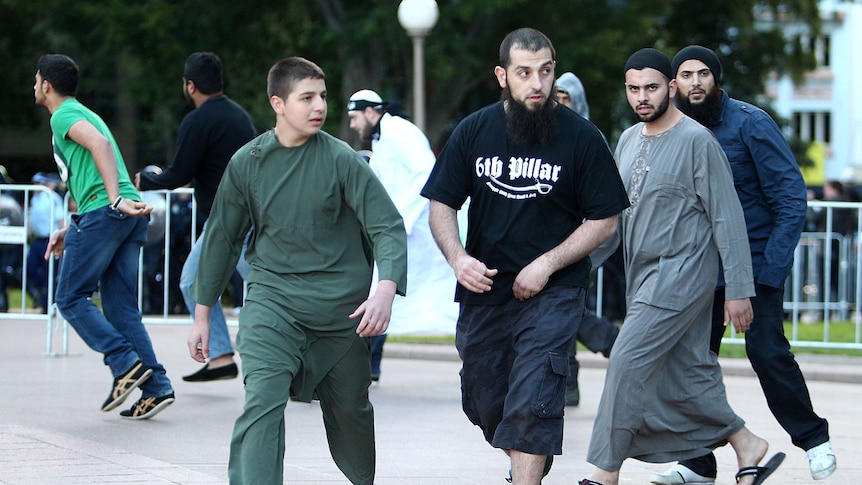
182, 362, 238, 382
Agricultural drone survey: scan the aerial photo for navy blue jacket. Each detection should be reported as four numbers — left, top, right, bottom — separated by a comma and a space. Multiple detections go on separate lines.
709, 90, 807, 288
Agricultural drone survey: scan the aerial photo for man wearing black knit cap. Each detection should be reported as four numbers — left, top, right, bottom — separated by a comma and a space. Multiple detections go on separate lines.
649, 45, 836, 485
580, 48, 782, 485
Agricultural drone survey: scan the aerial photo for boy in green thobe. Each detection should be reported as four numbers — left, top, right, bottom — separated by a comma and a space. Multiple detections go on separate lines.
188, 57, 407, 485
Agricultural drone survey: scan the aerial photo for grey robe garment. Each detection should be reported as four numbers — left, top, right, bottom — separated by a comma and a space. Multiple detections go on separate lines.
587, 116, 755, 470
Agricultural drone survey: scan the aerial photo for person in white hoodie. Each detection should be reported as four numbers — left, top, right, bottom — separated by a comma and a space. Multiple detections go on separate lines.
555, 72, 620, 407
347, 89, 459, 383
555, 72, 591, 120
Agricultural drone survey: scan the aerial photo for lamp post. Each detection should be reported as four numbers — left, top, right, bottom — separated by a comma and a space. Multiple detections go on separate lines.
397, 0, 438, 133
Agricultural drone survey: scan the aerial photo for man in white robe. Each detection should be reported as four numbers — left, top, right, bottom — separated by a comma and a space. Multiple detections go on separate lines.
348, 90, 459, 379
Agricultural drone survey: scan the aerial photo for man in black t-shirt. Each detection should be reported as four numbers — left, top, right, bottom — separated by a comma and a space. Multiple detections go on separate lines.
421, 28, 629, 484
136, 52, 256, 382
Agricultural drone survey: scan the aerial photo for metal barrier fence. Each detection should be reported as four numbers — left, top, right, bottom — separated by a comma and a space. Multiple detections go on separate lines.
0, 184, 63, 354
780, 199, 862, 350
0, 185, 197, 356
594, 199, 862, 350
3, 185, 861, 354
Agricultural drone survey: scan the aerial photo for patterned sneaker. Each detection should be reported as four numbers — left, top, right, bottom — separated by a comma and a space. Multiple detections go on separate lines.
119, 393, 175, 420
101, 361, 153, 412
806, 441, 837, 480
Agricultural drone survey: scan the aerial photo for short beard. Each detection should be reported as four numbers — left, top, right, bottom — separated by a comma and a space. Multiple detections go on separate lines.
675, 87, 722, 126
501, 87, 557, 145
636, 95, 670, 123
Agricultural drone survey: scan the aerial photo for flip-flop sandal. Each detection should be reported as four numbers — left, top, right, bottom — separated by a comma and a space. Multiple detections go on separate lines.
735, 452, 786, 484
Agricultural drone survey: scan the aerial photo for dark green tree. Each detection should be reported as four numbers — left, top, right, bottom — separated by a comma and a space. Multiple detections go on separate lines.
0, 0, 824, 174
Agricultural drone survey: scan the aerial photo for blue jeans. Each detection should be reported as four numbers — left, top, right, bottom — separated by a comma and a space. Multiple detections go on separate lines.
55, 207, 173, 398
180, 223, 250, 359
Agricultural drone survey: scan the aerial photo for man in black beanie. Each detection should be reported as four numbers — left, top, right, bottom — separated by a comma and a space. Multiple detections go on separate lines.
649, 45, 836, 485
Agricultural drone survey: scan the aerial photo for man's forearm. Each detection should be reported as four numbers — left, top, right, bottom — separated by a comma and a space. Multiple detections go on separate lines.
540, 215, 619, 273
428, 200, 466, 267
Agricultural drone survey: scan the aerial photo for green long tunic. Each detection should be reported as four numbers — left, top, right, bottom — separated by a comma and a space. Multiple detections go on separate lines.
193, 129, 406, 324
192, 129, 407, 400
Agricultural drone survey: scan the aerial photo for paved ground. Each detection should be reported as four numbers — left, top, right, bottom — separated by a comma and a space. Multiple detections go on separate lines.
1, 318, 860, 484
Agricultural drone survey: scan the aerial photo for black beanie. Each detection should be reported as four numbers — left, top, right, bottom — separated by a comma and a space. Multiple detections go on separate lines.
672, 45, 723, 83
624, 48, 673, 81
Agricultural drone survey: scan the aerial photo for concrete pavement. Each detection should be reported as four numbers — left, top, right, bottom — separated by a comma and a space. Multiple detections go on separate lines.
1, 318, 860, 484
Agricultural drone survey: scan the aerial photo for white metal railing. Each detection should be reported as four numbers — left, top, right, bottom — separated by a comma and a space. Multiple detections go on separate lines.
136, 188, 198, 323
0, 185, 201, 356
776, 199, 862, 350
592, 199, 862, 350
5, 185, 862, 354
0, 184, 62, 355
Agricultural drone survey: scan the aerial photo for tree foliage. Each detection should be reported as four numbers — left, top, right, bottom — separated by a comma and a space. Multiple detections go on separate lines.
0, 0, 821, 172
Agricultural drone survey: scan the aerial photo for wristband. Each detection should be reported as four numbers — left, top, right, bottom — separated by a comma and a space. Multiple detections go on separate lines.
111, 196, 124, 211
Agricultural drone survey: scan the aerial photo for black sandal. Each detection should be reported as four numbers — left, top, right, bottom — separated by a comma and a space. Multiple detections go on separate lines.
735, 452, 785, 484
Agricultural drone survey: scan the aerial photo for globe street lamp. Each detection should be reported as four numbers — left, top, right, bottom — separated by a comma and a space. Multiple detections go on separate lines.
397, 0, 439, 133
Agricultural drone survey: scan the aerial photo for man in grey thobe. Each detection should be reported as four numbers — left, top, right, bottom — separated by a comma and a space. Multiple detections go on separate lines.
580, 48, 783, 485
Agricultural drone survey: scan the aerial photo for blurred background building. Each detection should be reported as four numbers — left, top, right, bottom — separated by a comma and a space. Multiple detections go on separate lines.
762, 0, 862, 185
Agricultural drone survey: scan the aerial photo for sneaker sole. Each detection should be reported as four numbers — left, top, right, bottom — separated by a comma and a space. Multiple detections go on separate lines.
650, 479, 714, 485
102, 368, 153, 412
649, 474, 715, 485
812, 462, 837, 480
120, 396, 175, 420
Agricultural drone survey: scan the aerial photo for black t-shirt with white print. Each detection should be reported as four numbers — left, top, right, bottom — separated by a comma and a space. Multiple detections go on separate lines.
421, 101, 629, 305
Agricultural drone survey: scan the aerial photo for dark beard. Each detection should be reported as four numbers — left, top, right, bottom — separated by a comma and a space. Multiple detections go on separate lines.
501, 87, 557, 145
636, 95, 670, 123
675, 87, 722, 126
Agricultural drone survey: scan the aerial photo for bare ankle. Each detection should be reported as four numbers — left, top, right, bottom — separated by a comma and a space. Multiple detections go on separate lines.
208, 355, 235, 368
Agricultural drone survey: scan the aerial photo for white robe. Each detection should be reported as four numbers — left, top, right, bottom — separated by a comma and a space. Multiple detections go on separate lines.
369, 113, 460, 334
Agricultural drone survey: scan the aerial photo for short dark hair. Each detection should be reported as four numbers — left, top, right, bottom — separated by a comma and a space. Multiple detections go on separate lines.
183, 52, 223, 94
267, 57, 325, 99
37, 54, 79, 97
499, 28, 555, 69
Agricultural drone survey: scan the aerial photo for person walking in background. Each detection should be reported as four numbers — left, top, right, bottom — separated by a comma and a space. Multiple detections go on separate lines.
27, 171, 65, 313
36, 54, 174, 420
136, 51, 257, 383
187, 56, 407, 485
347, 89, 458, 384
554, 72, 591, 120
581, 48, 782, 485
554, 71, 620, 407
648, 44, 835, 485
422, 28, 629, 484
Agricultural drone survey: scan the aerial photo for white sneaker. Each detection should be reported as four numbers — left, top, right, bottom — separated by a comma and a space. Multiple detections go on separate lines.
649, 464, 715, 485
806, 441, 837, 480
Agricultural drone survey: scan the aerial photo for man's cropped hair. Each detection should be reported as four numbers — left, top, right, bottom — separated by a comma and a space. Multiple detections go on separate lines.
184, 52, 223, 95
37, 54, 79, 97
499, 28, 555, 69
267, 57, 325, 100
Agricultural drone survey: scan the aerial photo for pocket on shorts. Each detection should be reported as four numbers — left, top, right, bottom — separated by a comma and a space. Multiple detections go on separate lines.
532, 352, 568, 419
461, 392, 482, 426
